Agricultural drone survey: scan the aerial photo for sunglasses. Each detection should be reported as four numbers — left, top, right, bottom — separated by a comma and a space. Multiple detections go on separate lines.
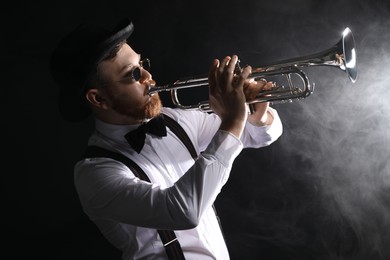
97, 58, 151, 88
127, 58, 151, 82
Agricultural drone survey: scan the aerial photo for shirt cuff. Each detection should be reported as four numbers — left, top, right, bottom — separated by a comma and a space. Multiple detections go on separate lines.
202, 130, 243, 167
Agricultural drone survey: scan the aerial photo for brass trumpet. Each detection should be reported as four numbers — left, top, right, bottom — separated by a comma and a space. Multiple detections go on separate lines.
148, 27, 357, 112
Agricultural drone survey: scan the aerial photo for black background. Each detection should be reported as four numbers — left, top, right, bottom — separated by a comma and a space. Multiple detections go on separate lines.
4, 0, 390, 259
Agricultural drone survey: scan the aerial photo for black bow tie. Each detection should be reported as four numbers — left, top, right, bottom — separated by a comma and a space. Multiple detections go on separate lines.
124, 115, 167, 153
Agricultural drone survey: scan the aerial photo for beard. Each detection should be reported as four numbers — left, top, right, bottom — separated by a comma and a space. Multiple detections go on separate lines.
110, 93, 162, 121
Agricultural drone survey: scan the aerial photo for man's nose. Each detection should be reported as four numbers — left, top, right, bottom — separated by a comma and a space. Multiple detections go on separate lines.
139, 68, 154, 85
140, 68, 156, 88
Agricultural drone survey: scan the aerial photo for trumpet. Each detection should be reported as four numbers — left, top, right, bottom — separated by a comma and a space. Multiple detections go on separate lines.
148, 27, 357, 112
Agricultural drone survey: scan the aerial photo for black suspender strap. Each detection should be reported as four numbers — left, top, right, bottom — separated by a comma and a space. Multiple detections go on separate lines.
162, 114, 198, 159
83, 146, 148, 182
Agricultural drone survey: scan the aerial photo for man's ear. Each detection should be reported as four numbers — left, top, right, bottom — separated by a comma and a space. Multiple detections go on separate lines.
85, 88, 108, 109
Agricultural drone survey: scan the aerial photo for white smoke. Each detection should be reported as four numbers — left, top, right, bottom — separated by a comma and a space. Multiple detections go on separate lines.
217, 1, 390, 259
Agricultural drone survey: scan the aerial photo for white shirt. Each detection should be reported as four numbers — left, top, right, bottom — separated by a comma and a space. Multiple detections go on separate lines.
74, 107, 283, 259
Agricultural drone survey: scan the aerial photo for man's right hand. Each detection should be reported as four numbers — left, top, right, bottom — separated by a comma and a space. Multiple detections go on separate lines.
208, 55, 252, 138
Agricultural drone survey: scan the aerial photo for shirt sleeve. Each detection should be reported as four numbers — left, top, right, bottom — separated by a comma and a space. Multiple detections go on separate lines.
240, 107, 283, 148
161, 106, 283, 152
74, 130, 243, 230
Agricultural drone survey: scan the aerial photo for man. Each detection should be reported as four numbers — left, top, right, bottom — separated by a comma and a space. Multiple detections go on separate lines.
50, 17, 283, 259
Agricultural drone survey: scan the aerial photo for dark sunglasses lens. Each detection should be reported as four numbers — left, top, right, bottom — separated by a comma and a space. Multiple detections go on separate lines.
141, 59, 150, 71
132, 67, 141, 81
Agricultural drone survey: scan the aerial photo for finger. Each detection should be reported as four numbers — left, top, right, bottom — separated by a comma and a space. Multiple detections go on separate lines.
257, 78, 268, 88
208, 59, 219, 95
216, 56, 232, 93
256, 79, 275, 91
245, 81, 261, 100
226, 55, 238, 75
264, 81, 275, 90
218, 56, 231, 76
225, 55, 239, 88
234, 65, 252, 89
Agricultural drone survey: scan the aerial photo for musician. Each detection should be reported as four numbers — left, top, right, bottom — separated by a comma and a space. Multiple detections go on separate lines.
50, 17, 283, 259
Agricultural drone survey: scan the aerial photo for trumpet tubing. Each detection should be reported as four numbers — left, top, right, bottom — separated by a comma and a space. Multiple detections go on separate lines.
148, 27, 357, 112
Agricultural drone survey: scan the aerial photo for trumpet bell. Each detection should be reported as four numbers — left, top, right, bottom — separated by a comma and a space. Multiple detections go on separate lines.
342, 27, 358, 83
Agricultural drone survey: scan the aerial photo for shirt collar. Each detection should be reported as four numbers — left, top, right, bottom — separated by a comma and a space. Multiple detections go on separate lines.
94, 118, 140, 143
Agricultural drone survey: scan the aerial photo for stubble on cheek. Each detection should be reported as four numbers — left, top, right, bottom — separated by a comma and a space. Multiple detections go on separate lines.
110, 93, 162, 120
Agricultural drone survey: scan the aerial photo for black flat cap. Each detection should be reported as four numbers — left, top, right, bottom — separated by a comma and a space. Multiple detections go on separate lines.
50, 18, 134, 122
